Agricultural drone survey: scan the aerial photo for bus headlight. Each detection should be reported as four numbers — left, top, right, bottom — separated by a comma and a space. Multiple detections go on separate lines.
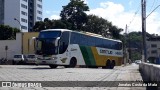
52, 57, 57, 60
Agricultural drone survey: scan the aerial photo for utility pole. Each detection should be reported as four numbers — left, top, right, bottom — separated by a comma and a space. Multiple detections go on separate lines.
128, 31, 131, 62
14, 18, 23, 54
141, 0, 147, 62
124, 24, 128, 65
5, 46, 8, 60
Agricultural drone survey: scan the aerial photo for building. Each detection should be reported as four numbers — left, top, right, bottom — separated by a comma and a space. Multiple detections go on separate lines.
0, 32, 39, 60
0, 0, 43, 32
147, 36, 160, 63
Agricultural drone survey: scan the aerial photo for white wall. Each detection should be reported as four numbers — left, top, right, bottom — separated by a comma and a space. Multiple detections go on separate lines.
0, 33, 22, 60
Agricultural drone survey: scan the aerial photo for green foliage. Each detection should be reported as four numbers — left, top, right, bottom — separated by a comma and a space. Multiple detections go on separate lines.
53, 20, 72, 29
33, 18, 72, 32
126, 31, 142, 49
33, 0, 123, 39
131, 50, 142, 61
109, 26, 123, 39
33, 21, 45, 32
60, 0, 89, 31
0, 25, 20, 40
82, 15, 110, 35
122, 31, 150, 61
82, 15, 123, 39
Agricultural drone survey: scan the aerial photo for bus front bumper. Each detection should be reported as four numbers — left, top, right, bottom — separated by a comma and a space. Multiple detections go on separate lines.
35, 60, 57, 65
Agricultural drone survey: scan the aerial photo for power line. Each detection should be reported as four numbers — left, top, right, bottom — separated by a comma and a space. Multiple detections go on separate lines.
148, 0, 156, 13
146, 4, 160, 19
127, 4, 141, 29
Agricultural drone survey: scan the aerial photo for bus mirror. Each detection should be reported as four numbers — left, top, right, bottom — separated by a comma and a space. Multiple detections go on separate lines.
55, 37, 60, 46
30, 37, 36, 46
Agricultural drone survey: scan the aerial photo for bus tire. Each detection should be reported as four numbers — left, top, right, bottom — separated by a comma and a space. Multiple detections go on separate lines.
13, 60, 16, 65
88, 66, 98, 68
69, 57, 77, 68
107, 60, 111, 69
103, 60, 111, 69
49, 65, 57, 69
102, 60, 110, 69
64, 65, 69, 68
110, 60, 116, 69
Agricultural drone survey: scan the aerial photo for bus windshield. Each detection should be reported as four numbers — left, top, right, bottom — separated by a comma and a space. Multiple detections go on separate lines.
35, 31, 61, 55
39, 31, 61, 38
36, 38, 58, 55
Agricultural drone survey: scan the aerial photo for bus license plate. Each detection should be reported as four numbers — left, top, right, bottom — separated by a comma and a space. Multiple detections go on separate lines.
42, 61, 46, 63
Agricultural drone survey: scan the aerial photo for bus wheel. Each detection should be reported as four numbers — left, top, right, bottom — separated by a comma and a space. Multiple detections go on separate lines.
88, 66, 98, 68
106, 60, 111, 69
102, 60, 110, 69
49, 65, 57, 69
69, 57, 77, 68
64, 65, 69, 68
110, 60, 116, 69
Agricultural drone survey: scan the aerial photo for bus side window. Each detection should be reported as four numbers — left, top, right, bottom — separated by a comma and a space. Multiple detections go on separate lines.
59, 31, 69, 54
62, 42, 65, 51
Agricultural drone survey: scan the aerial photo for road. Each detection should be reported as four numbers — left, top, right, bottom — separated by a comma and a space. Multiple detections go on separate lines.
0, 63, 146, 90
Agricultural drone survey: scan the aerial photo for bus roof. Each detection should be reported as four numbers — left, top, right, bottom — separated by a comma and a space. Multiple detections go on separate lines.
41, 29, 71, 32
40, 29, 122, 43
73, 31, 122, 43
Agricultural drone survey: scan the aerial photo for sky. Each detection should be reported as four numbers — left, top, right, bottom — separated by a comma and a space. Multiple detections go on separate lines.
43, 0, 160, 35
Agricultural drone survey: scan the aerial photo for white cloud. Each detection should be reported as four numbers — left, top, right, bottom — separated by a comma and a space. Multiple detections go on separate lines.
129, 0, 133, 7
50, 15, 61, 20
86, 1, 160, 35
45, 10, 51, 14
44, 10, 60, 15
82, 0, 88, 4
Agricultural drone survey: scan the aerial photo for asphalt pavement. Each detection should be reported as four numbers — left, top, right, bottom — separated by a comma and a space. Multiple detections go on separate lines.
0, 63, 146, 90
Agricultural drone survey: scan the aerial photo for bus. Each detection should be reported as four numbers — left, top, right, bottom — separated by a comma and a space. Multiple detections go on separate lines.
31, 29, 123, 69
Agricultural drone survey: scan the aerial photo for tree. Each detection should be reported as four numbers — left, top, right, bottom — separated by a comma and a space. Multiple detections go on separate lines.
82, 15, 110, 36
33, 0, 123, 39
126, 32, 142, 49
121, 31, 144, 61
52, 20, 72, 29
82, 15, 123, 39
0, 25, 20, 40
33, 21, 45, 32
33, 18, 72, 32
60, 0, 89, 31
109, 26, 123, 39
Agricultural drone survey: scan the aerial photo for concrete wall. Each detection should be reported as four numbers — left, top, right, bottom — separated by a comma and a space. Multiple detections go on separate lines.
139, 63, 160, 81
0, 33, 22, 60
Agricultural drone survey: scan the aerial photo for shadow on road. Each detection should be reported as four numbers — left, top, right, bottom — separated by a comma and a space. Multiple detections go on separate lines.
17, 66, 65, 70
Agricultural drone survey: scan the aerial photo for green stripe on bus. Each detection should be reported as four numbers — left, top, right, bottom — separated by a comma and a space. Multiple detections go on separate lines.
79, 46, 96, 66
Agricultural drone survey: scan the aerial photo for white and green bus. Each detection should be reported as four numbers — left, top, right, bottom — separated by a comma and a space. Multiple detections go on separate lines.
32, 29, 123, 69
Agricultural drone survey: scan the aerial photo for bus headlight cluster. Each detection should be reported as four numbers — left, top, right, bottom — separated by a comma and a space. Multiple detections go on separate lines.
52, 57, 57, 60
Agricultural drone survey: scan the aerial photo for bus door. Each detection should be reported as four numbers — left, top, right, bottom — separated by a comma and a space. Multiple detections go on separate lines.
58, 31, 70, 64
